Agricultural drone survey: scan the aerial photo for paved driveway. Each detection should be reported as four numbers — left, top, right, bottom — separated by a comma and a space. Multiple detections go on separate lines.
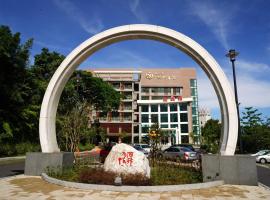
0, 175, 270, 200
0, 161, 25, 178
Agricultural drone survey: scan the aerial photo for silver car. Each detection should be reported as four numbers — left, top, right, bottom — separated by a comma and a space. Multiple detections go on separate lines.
133, 145, 149, 157
134, 143, 151, 153
252, 150, 270, 157
161, 146, 198, 161
256, 152, 270, 164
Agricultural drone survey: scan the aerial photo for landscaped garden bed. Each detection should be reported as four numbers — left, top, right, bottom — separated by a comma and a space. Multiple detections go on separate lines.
47, 161, 202, 186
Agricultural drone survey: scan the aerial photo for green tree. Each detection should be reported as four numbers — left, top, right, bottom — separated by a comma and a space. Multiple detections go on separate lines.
241, 107, 263, 127
241, 107, 270, 153
148, 123, 166, 164
201, 119, 221, 153
0, 25, 33, 143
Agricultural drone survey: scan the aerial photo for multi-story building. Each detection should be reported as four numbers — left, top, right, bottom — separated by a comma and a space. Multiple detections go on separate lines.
199, 107, 212, 127
89, 68, 200, 145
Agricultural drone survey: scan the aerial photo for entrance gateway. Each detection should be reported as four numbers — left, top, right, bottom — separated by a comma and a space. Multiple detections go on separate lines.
39, 24, 238, 155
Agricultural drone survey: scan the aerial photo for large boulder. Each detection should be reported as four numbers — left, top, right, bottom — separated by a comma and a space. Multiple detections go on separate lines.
104, 143, 150, 178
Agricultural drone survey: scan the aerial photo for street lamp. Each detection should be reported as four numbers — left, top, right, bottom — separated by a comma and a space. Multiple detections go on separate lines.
226, 49, 243, 153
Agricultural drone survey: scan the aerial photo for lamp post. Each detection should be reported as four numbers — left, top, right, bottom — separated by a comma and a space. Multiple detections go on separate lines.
226, 49, 243, 153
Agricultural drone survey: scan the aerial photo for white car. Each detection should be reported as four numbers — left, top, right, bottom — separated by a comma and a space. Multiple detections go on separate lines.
256, 152, 270, 164
133, 144, 151, 153
251, 150, 270, 156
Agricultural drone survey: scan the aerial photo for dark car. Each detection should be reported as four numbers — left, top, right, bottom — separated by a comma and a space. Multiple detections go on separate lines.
171, 144, 195, 151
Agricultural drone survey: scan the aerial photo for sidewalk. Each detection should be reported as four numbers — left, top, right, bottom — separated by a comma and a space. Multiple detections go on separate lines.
0, 175, 270, 200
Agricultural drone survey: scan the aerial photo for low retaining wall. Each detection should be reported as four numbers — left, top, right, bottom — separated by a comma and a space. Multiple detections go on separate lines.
202, 154, 258, 185
41, 173, 224, 192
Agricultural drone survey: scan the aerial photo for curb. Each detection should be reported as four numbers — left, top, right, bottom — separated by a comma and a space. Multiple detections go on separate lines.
41, 173, 224, 192
0, 156, 26, 162
257, 164, 270, 169
258, 182, 270, 190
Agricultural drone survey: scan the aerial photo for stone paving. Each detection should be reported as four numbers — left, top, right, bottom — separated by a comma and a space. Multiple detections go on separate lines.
0, 175, 270, 200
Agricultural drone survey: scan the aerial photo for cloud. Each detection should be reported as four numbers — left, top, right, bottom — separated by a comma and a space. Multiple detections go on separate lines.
129, 0, 148, 22
79, 47, 155, 69
197, 60, 270, 112
197, 71, 220, 109
187, 1, 232, 50
237, 74, 270, 108
237, 59, 270, 73
53, 0, 104, 34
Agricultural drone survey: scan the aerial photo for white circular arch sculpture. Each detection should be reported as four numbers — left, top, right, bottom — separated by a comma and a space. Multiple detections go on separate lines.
39, 24, 238, 155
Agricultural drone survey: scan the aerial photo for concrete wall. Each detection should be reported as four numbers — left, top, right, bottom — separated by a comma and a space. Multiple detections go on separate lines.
25, 152, 74, 176
202, 154, 258, 185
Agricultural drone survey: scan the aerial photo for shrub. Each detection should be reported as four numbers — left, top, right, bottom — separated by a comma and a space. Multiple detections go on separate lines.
122, 173, 150, 186
150, 162, 202, 185
48, 163, 202, 186
79, 167, 117, 184
0, 143, 17, 157
15, 142, 40, 155
0, 142, 40, 157
78, 143, 95, 152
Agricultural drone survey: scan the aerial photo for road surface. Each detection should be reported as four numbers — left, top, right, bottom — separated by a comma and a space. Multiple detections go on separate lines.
0, 160, 270, 188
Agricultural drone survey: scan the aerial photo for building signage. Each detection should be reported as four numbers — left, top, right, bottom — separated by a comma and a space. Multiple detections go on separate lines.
145, 72, 176, 80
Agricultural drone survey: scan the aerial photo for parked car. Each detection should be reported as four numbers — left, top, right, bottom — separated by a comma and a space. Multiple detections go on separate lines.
133, 145, 149, 157
134, 143, 151, 153
256, 152, 270, 164
160, 146, 198, 161
171, 144, 195, 151
251, 150, 270, 157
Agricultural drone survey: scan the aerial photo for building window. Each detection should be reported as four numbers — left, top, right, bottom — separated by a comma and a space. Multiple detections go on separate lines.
170, 104, 177, 112
141, 96, 149, 100
123, 113, 132, 121
161, 124, 168, 128
142, 87, 149, 93
151, 114, 158, 123
180, 113, 188, 122
181, 124, 189, 133
161, 114, 168, 122
152, 96, 163, 100
171, 124, 178, 128
170, 113, 178, 122
151, 105, 158, 112
142, 114, 149, 123
193, 126, 200, 134
173, 88, 181, 95
142, 125, 149, 133
134, 125, 139, 133
180, 103, 187, 111
191, 88, 197, 96
181, 135, 189, 143
141, 105, 149, 112
164, 88, 171, 94
111, 112, 119, 121
99, 112, 107, 121
190, 79, 197, 87
193, 116, 197, 124
160, 104, 168, 112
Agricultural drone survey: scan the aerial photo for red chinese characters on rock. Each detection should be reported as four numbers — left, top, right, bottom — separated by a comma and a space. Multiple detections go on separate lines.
118, 151, 134, 167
